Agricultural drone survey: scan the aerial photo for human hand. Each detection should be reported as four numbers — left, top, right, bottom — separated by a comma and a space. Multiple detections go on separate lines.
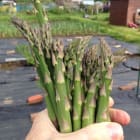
26, 98, 130, 140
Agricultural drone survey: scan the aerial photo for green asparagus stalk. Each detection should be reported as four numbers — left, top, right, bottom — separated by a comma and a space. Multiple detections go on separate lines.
12, 18, 58, 126
96, 39, 113, 122
96, 83, 110, 122
82, 45, 99, 126
31, 2, 59, 124
52, 40, 72, 133
33, 47, 57, 113
39, 24, 54, 82
64, 41, 77, 102
34, 0, 48, 26
34, 0, 54, 80
73, 60, 83, 130
32, 44, 58, 126
82, 76, 96, 127
72, 38, 90, 130
82, 45, 98, 91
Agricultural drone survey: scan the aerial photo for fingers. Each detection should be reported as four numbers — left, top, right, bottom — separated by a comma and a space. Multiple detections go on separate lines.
83, 122, 124, 140
55, 122, 124, 140
109, 97, 131, 126
31, 109, 57, 130
30, 112, 39, 122
30, 109, 49, 122
109, 97, 114, 107
109, 108, 131, 126
26, 109, 58, 140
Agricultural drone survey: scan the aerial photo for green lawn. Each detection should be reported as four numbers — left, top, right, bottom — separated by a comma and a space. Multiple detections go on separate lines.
0, 11, 140, 45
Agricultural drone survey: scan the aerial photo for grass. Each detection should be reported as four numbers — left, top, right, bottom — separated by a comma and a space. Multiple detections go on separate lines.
0, 10, 140, 45
0, 12, 37, 38
50, 12, 140, 45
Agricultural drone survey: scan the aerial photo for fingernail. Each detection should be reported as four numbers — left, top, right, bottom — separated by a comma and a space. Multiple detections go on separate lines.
107, 123, 124, 140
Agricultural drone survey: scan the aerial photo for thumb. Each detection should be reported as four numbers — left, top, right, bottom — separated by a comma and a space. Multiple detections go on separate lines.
55, 122, 124, 140
84, 122, 124, 140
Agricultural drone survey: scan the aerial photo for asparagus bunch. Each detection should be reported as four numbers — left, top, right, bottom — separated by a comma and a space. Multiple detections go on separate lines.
81, 39, 113, 126
64, 38, 91, 130
12, 0, 114, 133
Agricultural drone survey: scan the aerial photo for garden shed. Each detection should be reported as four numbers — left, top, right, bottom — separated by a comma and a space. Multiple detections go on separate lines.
110, 0, 140, 26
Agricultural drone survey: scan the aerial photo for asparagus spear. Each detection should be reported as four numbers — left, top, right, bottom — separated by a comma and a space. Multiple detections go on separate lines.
34, 0, 54, 81
72, 37, 90, 131
12, 18, 58, 126
34, 0, 48, 26
82, 76, 97, 127
95, 39, 113, 122
25, 0, 59, 125
52, 40, 72, 133
82, 45, 99, 126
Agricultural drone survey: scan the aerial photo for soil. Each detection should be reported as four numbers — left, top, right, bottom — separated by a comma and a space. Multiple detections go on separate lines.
0, 36, 140, 140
